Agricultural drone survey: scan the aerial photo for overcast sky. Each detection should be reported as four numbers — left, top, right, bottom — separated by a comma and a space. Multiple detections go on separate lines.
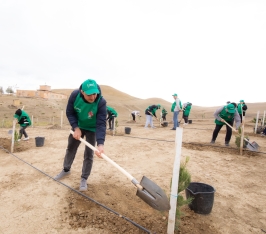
0, 0, 265, 107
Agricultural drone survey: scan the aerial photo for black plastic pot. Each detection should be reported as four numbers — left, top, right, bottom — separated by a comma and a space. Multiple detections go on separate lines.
125, 127, 131, 134
185, 182, 215, 215
35, 137, 45, 147
188, 120, 192, 124
161, 121, 168, 127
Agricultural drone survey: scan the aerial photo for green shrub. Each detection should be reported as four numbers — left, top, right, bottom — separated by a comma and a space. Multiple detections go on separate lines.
14, 130, 19, 141
235, 127, 249, 148
170, 156, 193, 229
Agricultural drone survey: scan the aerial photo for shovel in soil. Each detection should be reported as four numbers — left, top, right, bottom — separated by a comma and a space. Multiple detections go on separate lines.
222, 119, 259, 151
70, 130, 170, 211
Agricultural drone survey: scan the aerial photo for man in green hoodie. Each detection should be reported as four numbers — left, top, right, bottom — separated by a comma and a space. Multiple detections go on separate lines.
210, 103, 241, 146
106, 106, 118, 130
237, 100, 248, 123
54, 79, 107, 192
182, 102, 192, 125
14, 109, 31, 141
144, 104, 161, 128
162, 107, 168, 121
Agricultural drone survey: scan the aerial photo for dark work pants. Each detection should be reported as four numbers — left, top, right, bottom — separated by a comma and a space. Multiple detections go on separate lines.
212, 121, 233, 142
63, 129, 95, 180
162, 114, 166, 121
183, 115, 188, 123
108, 118, 115, 129
19, 126, 28, 139
132, 113, 136, 121
240, 115, 244, 123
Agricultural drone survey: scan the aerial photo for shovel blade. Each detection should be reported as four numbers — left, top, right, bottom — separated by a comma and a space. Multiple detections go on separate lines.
246, 141, 259, 151
136, 176, 170, 211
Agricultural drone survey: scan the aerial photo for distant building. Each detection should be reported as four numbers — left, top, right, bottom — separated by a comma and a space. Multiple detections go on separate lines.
16, 85, 67, 100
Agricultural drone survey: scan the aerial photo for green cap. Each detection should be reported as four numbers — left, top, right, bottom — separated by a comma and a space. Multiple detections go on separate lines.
172, 93, 177, 96
157, 104, 161, 108
226, 103, 236, 113
240, 100, 244, 102
82, 79, 99, 95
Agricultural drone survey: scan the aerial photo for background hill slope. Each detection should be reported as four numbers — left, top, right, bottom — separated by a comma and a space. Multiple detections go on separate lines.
0, 85, 265, 125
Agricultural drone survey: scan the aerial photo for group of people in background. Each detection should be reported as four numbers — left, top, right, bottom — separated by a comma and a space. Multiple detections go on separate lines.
139, 93, 193, 130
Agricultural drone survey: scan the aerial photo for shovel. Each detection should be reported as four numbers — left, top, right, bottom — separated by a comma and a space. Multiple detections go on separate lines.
70, 130, 170, 211
221, 119, 259, 151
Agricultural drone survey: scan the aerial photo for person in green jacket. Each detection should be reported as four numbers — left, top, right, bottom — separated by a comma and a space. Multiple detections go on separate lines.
106, 106, 118, 130
210, 103, 241, 146
182, 102, 192, 125
144, 104, 161, 128
162, 107, 168, 121
14, 109, 32, 141
54, 79, 107, 192
237, 100, 248, 123
171, 93, 182, 130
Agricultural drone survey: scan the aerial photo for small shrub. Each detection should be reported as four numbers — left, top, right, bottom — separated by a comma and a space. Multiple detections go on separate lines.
170, 156, 193, 230
235, 128, 249, 148
115, 119, 119, 128
14, 130, 19, 142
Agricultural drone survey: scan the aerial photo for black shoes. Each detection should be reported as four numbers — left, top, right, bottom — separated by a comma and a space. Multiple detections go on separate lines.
225, 141, 230, 146
170, 128, 176, 130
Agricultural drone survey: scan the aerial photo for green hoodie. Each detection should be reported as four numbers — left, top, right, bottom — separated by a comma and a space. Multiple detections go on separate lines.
184, 104, 192, 116
14, 110, 31, 127
107, 106, 118, 117
74, 93, 102, 131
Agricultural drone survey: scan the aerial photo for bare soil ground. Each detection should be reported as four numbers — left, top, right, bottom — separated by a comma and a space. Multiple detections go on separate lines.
1, 89, 266, 233
0, 117, 266, 234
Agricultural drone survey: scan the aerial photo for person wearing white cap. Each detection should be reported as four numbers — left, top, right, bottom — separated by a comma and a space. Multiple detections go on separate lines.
131, 110, 141, 122
171, 93, 182, 130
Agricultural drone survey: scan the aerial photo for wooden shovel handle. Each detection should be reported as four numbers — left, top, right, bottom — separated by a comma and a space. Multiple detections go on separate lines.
148, 111, 158, 121
220, 119, 251, 143
219, 117, 237, 132
69, 130, 141, 187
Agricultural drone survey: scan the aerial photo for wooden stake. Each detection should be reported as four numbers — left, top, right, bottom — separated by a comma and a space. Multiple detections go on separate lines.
262, 111, 266, 126
254, 111, 259, 134
11, 119, 16, 153
112, 117, 116, 136
167, 127, 183, 233
240, 105, 244, 155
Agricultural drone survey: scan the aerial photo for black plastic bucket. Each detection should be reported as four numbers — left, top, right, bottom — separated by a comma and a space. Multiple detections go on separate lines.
188, 120, 192, 124
161, 121, 168, 127
35, 137, 45, 147
185, 182, 215, 215
125, 127, 131, 134
254, 126, 263, 134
